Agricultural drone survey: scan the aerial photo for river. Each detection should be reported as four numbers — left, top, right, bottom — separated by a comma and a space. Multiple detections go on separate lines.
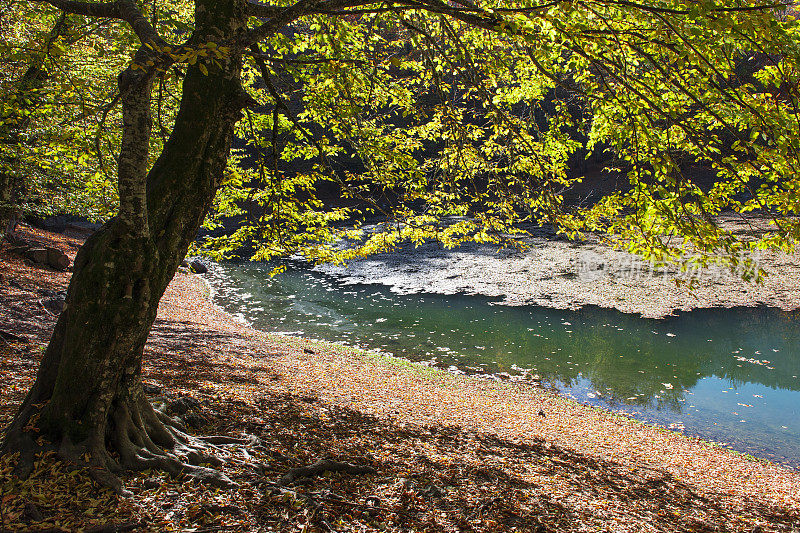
205, 261, 800, 470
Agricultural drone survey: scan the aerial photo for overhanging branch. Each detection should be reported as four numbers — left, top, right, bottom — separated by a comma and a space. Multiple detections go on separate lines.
243, 0, 388, 44
31, 0, 166, 46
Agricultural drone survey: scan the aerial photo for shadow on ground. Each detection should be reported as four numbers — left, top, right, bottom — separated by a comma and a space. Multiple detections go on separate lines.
141, 319, 800, 532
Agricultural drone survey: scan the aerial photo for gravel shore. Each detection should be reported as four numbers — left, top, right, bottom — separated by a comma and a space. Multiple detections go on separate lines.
316, 216, 800, 318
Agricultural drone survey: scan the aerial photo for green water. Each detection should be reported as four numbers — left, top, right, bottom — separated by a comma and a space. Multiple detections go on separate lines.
207, 262, 800, 469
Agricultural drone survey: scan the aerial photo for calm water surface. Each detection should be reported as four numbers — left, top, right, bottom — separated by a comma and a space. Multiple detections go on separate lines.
206, 262, 800, 469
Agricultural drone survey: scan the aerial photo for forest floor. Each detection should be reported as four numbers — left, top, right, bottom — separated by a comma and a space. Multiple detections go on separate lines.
1, 225, 799, 533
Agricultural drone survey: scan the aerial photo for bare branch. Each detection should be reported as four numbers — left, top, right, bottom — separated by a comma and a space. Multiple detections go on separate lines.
94, 92, 122, 175
31, 0, 166, 46
395, 0, 504, 31
242, 0, 320, 44
30, 0, 118, 17
116, 0, 165, 45
242, 0, 389, 45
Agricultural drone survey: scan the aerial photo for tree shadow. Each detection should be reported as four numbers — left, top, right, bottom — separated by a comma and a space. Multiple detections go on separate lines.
233, 392, 799, 531
205, 382, 800, 531
140, 319, 799, 532
144, 319, 282, 390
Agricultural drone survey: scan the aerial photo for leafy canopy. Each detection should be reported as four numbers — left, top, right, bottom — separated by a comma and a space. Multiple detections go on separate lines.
6, 0, 800, 276
1, 4, 133, 220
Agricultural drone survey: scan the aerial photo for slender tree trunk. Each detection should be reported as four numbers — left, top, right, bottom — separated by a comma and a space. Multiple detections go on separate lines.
0, 16, 70, 240
2, 0, 252, 492
0, 172, 17, 238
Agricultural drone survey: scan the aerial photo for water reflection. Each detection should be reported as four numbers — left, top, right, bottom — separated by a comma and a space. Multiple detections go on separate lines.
206, 262, 800, 469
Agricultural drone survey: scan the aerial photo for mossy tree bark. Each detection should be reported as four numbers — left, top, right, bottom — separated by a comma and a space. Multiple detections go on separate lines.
2, 0, 252, 493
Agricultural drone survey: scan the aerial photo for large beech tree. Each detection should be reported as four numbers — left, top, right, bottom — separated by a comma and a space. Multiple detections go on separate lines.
2, 0, 799, 492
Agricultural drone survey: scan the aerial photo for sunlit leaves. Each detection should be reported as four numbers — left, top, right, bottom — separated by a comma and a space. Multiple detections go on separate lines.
0, 2, 136, 221
198, 2, 800, 277
6, 0, 800, 279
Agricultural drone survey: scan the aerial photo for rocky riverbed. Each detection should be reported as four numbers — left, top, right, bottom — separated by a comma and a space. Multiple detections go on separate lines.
316, 216, 800, 319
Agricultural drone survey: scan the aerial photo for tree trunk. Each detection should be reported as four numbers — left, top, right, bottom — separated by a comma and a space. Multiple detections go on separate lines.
0, 171, 17, 238
2, 0, 252, 493
0, 16, 71, 241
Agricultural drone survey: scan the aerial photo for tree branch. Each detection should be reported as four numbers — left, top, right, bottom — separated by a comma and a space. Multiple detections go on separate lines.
249, 43, 334, 170
116, 0, 166, 46
594, 0, 795, 15
242, 0, 390, 45
395, 0, 504, 31
30, 0, 118, 17
242, 0, 321, 44
31, 0, 166, 46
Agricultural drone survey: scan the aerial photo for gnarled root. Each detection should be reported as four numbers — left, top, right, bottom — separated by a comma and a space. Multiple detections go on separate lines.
107, 394, 238, 492
3, 393, 240, 496
279, 459, 377, 486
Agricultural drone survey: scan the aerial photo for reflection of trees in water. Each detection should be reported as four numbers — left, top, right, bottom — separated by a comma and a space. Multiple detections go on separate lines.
522, 328, 702, 411
218, 264, 800, 409
507, 306, 800, 409
372, 298, 800, 409
691, 308, 800, 391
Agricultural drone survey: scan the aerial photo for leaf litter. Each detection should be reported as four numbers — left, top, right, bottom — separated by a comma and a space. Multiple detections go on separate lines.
1, 227, 799, 532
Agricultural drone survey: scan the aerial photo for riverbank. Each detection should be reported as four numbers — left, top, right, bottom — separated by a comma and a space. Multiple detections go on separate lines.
1, 225, 799, 532
316, 215, 800, 318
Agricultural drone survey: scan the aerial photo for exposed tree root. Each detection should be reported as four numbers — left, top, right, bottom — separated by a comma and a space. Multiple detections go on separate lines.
4, 520, 144, 533
279, 459, 377, 486
3, 393, 242, 496
200, 435, 259, 446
